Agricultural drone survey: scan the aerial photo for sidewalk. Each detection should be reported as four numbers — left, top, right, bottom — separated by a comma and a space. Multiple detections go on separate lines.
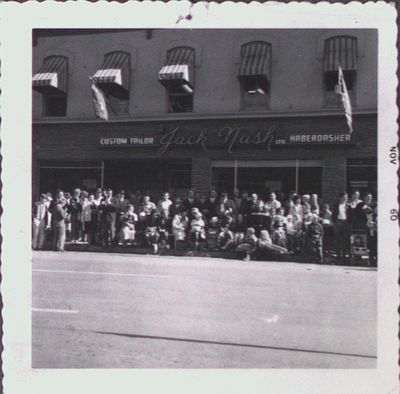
41, 241, 374, 267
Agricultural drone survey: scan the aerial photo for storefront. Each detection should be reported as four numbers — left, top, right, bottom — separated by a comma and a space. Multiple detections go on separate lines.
33, 112, 377, 203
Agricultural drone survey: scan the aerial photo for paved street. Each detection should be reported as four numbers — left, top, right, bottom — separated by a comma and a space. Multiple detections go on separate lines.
32, 251, 377, 368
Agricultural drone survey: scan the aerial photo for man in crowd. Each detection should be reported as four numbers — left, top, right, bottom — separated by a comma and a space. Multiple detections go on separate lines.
332, 192, 351, 263
157, 192, 173, 220
183, 190, 197, 218
99, 189, 118, 246
32, 193, 49, 250
205, 190, 218, 219
52, 197, 68, 252
68, 188, 82, 244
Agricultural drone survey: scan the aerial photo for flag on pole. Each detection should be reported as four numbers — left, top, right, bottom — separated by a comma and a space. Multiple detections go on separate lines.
90, 77, 109, 121
336, 65, 353, 133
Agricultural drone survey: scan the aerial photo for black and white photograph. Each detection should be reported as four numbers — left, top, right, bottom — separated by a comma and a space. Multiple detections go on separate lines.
1, 1, 399, 393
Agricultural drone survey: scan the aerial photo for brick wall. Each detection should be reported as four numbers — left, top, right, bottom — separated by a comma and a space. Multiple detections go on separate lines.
191, 157, 212, 195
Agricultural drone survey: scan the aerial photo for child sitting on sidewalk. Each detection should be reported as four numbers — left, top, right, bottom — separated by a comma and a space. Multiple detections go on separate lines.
236, 227, 258, 261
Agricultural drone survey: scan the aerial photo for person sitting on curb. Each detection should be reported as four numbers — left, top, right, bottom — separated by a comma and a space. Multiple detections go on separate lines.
217, 225, 234, 251
236, 227, 258, 261
258, 229, 288, 258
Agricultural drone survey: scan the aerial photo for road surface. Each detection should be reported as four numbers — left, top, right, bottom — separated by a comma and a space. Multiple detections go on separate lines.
32, 251, 377, 368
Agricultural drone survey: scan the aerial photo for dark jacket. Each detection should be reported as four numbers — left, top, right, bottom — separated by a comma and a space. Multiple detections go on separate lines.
331, 202, 350, 223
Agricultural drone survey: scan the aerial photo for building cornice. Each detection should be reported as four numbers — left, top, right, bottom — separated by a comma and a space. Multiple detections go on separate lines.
32, 108, 377, 125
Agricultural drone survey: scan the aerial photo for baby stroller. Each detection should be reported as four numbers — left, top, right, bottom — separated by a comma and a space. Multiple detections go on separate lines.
350, 231, 369, 264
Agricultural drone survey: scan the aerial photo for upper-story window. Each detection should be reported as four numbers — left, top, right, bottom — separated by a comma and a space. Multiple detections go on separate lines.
238, 41, 272, 111
158, 46, 194, 113
32, 55, 68, 117
323, 36, 358, 107
91, 51, 130, 116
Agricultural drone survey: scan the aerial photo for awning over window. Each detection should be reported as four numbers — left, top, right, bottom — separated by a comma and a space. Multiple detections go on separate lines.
32, 56, 68, 94
238, 42, 272, 80
92, 51, 130, 98
324, 36, 358, 72
158, 47, 194, 91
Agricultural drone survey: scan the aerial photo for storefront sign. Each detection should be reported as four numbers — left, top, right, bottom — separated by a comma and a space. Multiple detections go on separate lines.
100, 137, 156, 146
98, 127, 354, 154
276, 133, 353, 145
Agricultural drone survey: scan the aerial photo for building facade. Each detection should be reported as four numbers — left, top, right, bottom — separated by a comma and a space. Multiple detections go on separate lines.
32, 28, 377, 203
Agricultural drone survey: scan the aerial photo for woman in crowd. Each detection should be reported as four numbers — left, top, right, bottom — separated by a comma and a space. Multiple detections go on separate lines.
321, 203, 334, 256
172, 210, 189, 249
120, 204, 138, 246
85, 194, 100, 246
80, 191, 91, 243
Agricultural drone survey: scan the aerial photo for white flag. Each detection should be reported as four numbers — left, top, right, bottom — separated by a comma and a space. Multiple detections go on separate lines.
90, 79, 109, 121
337, 65, 353, 133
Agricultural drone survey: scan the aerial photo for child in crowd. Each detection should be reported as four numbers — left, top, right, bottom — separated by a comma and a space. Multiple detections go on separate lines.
272, 215, 287, 249
236, 227, 258, 261
190, 210, 206, 252
258, 229, 288, 258
285, 215, 297, 254
218, 225, 234, 250
206, 217, 220, 250
145, 209, 161, 253
306, 214, 324, 263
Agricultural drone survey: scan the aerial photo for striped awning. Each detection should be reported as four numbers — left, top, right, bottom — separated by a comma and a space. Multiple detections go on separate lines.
158, 47, 194, 89
32, 56, 68, 94
238, 42, 272, 80
324, 36, 358, 72
92, 51, 130, 97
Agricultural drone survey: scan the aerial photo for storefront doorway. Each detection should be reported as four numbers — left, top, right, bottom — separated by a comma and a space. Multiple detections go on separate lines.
211, 160, 323, 199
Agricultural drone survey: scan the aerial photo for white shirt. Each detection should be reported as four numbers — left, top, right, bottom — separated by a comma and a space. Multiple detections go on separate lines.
337, 203, 347, 220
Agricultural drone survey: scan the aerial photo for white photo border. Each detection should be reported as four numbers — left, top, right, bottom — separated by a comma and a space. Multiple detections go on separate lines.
1, 1, 398, 393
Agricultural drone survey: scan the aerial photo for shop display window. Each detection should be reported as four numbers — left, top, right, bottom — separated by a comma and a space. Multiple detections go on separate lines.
346, 158, 377, 196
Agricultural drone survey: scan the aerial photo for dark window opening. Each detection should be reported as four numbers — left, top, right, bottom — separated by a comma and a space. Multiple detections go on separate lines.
168, 92, 193, 113
242, 77, 269, 95
106, 94, 129, 116
43, 93, 67, 117
241, 77, 270, 111
324, 70, 355, 91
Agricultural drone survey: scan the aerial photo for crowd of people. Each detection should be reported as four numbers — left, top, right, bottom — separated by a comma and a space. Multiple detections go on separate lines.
32, 187, 377, 265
